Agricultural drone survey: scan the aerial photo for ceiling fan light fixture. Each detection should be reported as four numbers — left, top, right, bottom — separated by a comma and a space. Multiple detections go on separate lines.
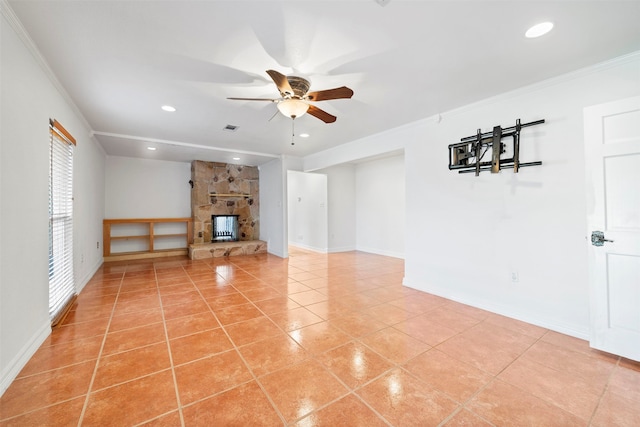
277, 99, 309, 119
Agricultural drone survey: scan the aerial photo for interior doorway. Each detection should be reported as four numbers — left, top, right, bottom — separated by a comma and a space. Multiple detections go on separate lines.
287, 170, 328, 252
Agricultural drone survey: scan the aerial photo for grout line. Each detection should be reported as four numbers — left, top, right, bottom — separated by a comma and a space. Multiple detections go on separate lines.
13, 251, 634, 426
154, 263, 186, 427
442, 328, 554, 422
76, 270, 125, 426
0, 396, 87, 424
84, 367, 174, 394
587, 356, 620, 426
295, 342, 395, 426
10, 350, 106, 381
220, 282, 290, 425
177, 376, 257, 409
183, 259, 289, 425
239, 268, 401, 425
130, 409, 182, 427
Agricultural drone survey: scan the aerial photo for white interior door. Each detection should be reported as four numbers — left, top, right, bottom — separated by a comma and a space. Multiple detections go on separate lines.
584, 96, 640, 361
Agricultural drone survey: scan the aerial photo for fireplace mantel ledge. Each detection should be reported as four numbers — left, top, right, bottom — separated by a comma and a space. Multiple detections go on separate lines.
208, 193, 251, 198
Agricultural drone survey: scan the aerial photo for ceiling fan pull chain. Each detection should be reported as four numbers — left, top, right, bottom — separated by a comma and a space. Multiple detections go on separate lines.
291, 118, 295, 146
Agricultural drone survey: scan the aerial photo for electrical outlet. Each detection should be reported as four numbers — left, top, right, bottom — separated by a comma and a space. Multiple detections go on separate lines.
97, 241, 100, 249
511, 271, 519, 283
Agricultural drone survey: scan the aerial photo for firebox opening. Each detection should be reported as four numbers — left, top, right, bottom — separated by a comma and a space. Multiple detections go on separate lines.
212, 215, 239, 242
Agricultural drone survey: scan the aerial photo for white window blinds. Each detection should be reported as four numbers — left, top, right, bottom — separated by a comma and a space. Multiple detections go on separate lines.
49, 119, 76, 324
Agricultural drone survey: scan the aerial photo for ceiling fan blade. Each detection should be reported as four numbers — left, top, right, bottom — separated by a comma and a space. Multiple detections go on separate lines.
306, 86, 354, 102
307, 105, 337, 123
227, 97, 278, 102
266, 70, 294, 97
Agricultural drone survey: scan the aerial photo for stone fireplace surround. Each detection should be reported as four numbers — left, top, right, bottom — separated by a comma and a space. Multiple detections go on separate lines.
189, 160, 266, 259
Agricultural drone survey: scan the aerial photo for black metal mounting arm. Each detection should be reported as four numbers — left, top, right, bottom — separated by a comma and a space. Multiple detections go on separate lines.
448, 118, 545, 176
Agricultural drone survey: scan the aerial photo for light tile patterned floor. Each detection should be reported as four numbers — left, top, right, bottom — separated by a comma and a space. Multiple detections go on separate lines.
1, 248, 639, 426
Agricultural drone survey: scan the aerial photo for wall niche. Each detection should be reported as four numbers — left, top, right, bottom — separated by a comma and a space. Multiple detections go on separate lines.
191, 160, 259, 244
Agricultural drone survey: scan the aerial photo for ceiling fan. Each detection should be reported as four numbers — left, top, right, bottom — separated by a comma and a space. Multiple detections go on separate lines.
228, 70, 354, 123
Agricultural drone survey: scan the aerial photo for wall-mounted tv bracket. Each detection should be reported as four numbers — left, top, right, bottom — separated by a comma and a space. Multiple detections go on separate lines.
448, 118, 545, 176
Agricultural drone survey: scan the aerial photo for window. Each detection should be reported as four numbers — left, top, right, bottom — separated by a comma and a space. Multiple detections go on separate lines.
49, 119, 76, 325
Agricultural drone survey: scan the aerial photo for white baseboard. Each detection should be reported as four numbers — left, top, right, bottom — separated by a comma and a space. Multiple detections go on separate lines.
288, 242, 328, 254
267, 246, 288, 258
355, 246, 405, 259
76, 258, 103, 294
289, 243, 405, 259
327, 245, 357, 253
0, 320, 51, 397
402, 277, 589, 340
0, 259, 103, 397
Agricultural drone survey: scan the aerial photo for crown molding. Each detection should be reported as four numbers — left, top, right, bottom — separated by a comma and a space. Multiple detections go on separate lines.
1, 0, 94, 136
92, 131, 280, 159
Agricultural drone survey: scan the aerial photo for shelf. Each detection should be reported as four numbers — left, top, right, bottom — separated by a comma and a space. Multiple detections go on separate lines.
103, 248, 188, 262
110, 233, 187, 241
103, 218, 193, 261
111, 235, 150, 240
104, 217, 191, 224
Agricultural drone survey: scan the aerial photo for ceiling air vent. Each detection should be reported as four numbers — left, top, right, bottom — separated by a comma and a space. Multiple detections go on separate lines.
223, 124, 239, 132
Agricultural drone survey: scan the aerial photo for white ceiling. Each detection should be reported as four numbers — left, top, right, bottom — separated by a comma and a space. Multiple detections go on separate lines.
8, 0, 640, 166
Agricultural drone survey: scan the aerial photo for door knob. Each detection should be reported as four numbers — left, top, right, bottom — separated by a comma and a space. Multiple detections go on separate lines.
591, 231, 614, 247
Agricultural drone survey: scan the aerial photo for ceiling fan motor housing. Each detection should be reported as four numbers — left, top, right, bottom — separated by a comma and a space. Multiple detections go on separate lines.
286, 76, 311, 98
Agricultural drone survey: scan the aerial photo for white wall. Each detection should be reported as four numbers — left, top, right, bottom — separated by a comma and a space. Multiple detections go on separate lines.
105, 156, 190, 218
259, 157, 288, 257
1, 9, 105, 394
74, 127, 107, 287
287, 171, 328, 252
259, 156, 304, 258
308, 160, 404, 256
355, 155, 405, 258
103, 156, 190, 252
301, 52, 640, 339
317, 164, 356, 252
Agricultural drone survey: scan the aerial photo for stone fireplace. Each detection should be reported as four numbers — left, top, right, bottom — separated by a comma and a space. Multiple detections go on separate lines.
190, 161, 259, 245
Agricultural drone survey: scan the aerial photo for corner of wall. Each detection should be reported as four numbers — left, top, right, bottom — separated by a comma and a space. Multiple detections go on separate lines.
77, 257, 103, 295
0, 320, 51, 397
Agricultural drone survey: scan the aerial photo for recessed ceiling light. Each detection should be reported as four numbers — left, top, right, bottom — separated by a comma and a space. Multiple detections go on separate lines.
161, 105, 176, 112
147, 147, 157, 151
299, 133, 310, 138
525, 22, 553, 38
232, 157, 240, 160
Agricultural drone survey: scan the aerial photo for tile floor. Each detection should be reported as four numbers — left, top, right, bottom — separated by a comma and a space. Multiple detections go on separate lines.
1, 248, 639, 426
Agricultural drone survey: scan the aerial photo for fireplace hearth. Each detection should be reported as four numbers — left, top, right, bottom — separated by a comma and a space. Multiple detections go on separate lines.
212, 215, 239, 242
